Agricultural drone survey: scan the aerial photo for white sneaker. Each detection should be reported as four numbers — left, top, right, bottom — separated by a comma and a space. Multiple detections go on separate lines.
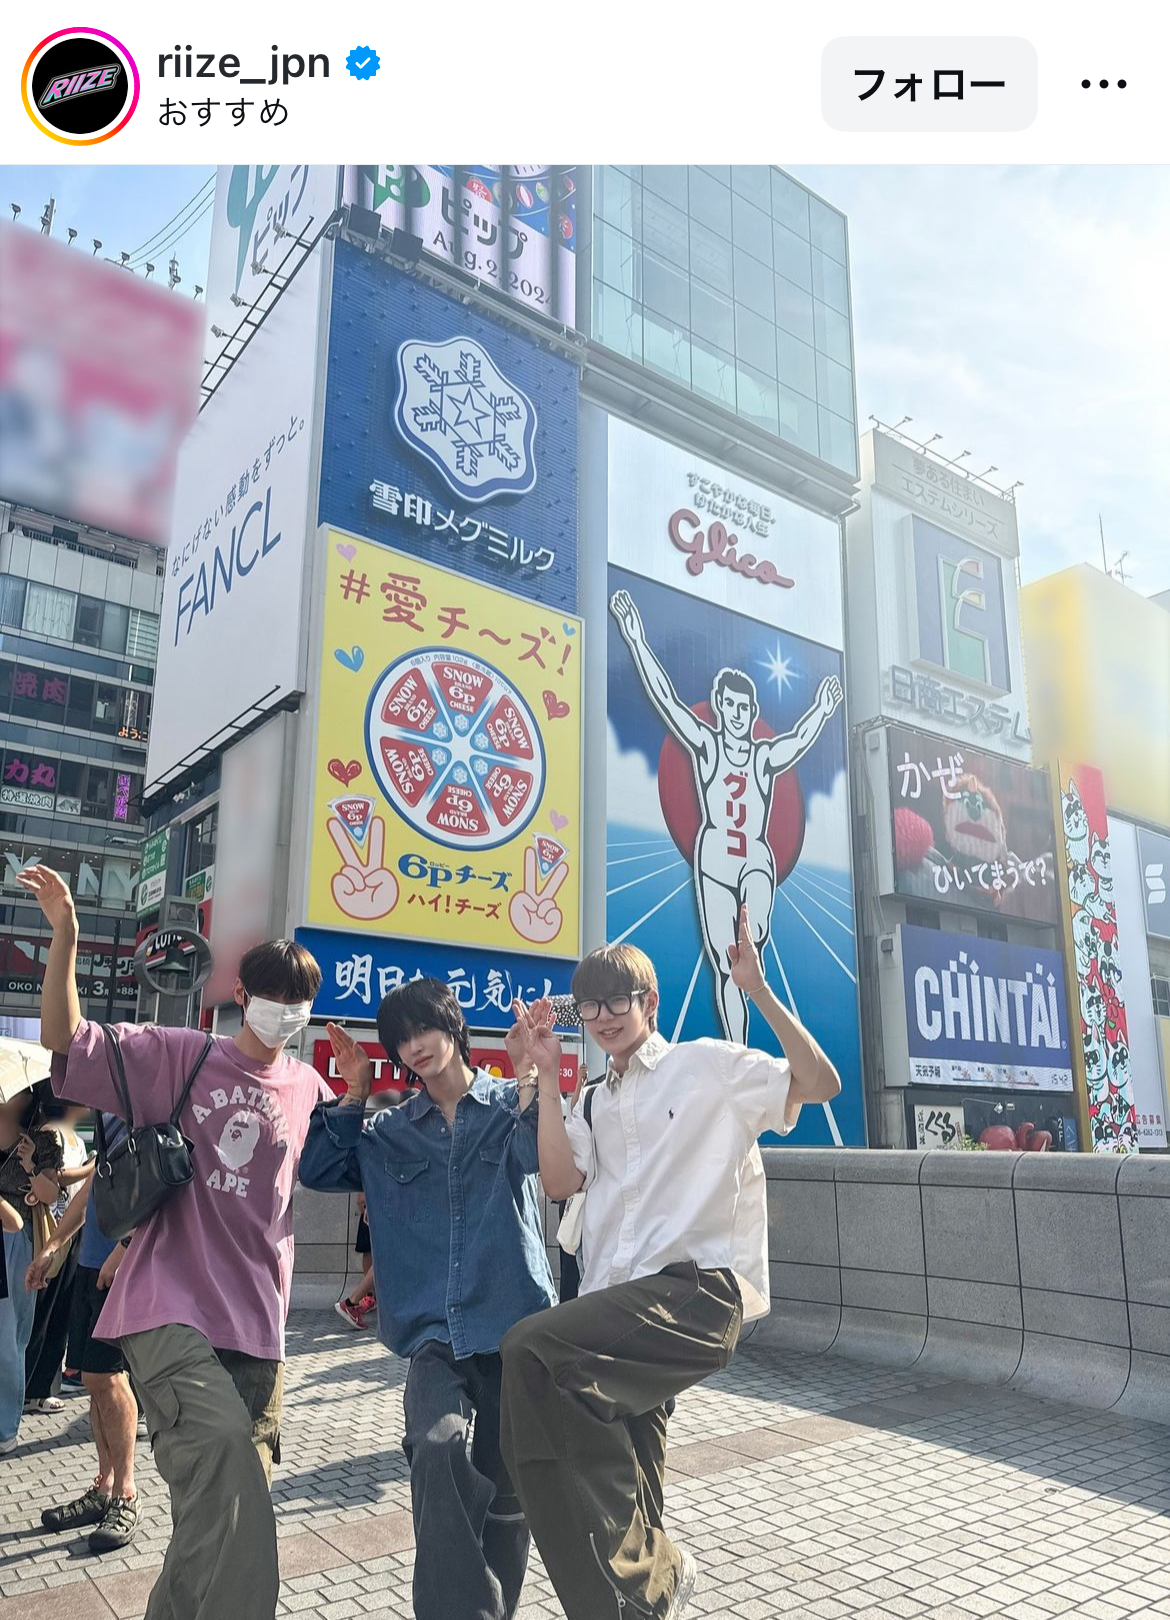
25, 1396, 66, 1414
666, 1549, 697, 1619
0, 1435, 17, 1455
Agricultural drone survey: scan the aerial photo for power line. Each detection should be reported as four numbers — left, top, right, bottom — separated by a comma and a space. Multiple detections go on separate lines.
128, 193, 214, 268
129, 189, 214, 266
128, 173, 214, 259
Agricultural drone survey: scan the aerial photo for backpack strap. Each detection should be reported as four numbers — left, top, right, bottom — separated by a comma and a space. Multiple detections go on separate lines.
169, 1033, 215, 1128
583, 1079, 600, 1129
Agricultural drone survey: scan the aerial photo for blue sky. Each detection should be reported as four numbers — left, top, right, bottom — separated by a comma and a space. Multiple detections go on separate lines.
791, 165, 1170, 594
1, 164, 214, 290
3, 162, 1166, 595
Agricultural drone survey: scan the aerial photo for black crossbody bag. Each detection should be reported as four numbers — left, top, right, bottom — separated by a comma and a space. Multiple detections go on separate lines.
92, 1028, 215, 1242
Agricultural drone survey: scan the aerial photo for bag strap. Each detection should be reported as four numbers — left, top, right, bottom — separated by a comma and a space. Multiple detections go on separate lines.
583, 1080, 599, 1129
104, 1027, 135, 1133
93, 1106, 108, 1167
169, 1033, 215, 1129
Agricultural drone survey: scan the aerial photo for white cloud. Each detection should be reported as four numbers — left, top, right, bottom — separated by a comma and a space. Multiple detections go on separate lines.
796, 768, 852, 874
606, 720, 670, 832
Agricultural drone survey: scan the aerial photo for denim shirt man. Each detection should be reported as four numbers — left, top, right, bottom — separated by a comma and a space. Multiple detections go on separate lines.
297, 980, 556, 1620
299, 1072, 556, 1357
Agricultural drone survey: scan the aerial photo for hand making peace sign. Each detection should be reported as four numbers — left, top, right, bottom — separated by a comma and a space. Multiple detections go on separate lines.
508, 848, 568, 944
328, 815, 399, 921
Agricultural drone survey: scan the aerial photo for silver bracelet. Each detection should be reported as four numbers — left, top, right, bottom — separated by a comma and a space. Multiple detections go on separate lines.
516, 1079, 539, 1091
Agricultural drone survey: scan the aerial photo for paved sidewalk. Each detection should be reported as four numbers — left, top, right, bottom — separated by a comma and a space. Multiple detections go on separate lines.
4, 1312, 1170, 1618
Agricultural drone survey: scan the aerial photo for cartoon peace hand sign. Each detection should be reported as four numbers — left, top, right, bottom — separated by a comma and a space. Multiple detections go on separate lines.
509, 847, 568, 944
329, 815, 399, 920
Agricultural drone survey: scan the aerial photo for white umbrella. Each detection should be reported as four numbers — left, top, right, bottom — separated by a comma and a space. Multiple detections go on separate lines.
0, 1036, 53, 1105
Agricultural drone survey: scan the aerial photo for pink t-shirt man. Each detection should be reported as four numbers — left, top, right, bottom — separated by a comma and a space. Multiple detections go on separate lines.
60, 1019, 331, 1361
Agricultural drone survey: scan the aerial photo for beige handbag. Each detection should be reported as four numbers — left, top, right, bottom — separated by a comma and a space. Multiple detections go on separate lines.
556, 1189, 587, 1255
30, 1201, 70, 1281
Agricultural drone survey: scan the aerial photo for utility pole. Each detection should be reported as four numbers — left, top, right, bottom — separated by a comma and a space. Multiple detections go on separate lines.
1099, 515, 1108, 573
40, 197, 55, 236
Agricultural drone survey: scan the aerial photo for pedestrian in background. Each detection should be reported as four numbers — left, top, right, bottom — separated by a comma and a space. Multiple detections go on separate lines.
27, 1110, 140, 1554
0, 1080, 63, 1452
24, 1094, 90, 1413
335, 1190, 376, 1329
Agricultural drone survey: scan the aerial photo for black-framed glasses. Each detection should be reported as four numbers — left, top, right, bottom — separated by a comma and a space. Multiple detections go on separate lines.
576, 990, 648, 1022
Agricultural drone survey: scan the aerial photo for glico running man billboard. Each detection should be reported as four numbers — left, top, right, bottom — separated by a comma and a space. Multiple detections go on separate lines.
603, 416, 863, 1148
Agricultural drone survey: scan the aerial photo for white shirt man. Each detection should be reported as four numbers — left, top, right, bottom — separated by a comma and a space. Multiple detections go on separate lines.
498, 905, 841, 1620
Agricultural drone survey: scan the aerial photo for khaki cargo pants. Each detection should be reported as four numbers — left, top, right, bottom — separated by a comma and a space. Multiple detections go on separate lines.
122, 1324, 284, 1620
500, 1262, 742, 1620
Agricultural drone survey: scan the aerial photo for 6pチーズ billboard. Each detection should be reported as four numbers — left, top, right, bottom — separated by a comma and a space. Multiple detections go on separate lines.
307, 536, 581, 958
888, 722, 1059, 924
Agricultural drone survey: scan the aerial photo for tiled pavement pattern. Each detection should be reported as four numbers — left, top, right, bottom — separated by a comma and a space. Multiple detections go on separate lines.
4, 1314, 1170, 1618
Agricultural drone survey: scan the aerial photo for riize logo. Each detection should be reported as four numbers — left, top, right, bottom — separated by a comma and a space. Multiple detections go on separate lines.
22, 29, 139, 144
40, 64, 121, 105
394, 335, 538, 505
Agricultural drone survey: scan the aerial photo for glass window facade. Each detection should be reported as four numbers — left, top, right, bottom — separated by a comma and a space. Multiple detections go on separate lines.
590, 165, 857, 477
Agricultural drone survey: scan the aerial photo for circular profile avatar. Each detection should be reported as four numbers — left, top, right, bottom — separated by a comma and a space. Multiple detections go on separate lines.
22, 29, 139, 144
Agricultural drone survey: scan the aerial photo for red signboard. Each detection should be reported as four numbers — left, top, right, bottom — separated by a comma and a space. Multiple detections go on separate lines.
310, 1037, 578, 1096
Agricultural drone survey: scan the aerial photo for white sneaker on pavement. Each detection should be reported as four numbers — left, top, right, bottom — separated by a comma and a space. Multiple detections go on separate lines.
666, 1548, 697, 1618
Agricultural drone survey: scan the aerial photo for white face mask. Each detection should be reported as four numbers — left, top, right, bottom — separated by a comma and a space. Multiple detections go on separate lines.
243, 995, 312, 1048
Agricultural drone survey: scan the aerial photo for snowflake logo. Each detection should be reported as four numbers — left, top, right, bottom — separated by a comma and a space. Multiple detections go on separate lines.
473, 732, 489, 751
394, 334, 538, 504
454, 715, 471, 734
473, 759, 489, 777
432, 722, 450, 741
453, 766, 469, 786
432, 749, 449, 768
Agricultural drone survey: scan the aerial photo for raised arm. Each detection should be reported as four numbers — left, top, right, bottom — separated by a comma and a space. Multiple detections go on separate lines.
298, 1023, 370, 1194
610, 590, 711, 758
510, 999, 584, 1201
16, 865, 82, 1054
761, 675, 843, 778
728, 904, 841, 1125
